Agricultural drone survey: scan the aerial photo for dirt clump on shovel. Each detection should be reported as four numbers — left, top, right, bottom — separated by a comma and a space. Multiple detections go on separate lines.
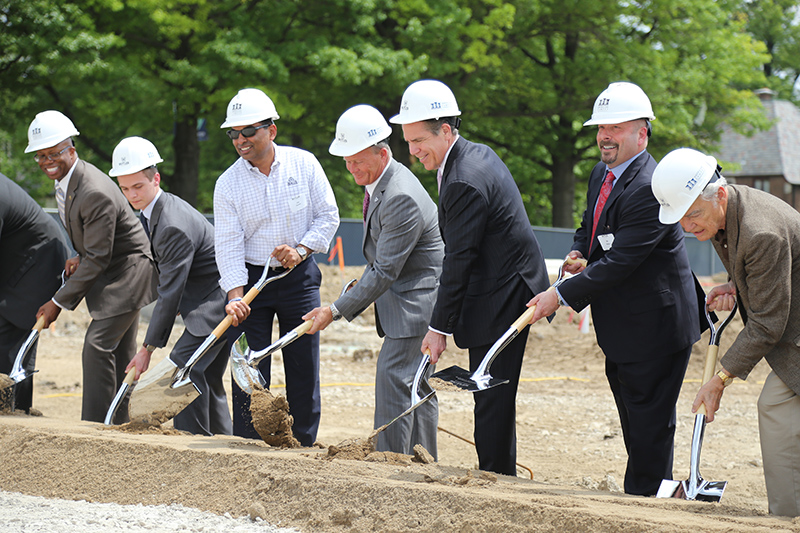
429, 377, 464, 392
110, 419, 183, 436
250, 386, 300, 448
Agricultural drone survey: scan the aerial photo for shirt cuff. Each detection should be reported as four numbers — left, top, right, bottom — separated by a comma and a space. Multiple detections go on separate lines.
554, 287, 569, 307
428, 326, 453, 337
51, 297, 66, 310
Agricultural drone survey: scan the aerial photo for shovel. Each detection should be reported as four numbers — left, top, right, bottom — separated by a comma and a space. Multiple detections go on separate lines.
3, 270, 68, 389
127, 265, 295, 425
431, 257, 586, 392
231, 278, 358, 394
103, 367, 136, 425
371, 352, 436, 438
656, 301, 738, 502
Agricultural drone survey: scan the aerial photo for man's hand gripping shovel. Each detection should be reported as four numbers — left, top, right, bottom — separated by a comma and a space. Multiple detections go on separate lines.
107, 266, 295, 426
656, 301, 737, 502
430, 256, 586, 392
230, 278, 358, 394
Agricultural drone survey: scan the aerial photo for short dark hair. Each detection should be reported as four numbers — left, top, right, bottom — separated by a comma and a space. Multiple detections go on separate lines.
142, 166, 158, 180
423, 116, 460, 136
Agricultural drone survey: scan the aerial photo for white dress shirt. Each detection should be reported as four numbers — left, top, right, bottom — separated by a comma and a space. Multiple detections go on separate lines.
213, 143, 339, 292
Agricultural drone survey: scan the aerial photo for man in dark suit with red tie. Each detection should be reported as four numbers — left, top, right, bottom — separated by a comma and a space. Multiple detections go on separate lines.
391, 79, 550, 476
528, 82, 702, 496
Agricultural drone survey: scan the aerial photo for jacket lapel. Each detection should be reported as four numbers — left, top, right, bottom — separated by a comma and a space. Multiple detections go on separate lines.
362, 161, 392, 250
64, 160, 83, 240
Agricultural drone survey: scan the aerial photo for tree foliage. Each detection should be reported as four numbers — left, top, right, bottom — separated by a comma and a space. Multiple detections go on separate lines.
0, 0, 775, 226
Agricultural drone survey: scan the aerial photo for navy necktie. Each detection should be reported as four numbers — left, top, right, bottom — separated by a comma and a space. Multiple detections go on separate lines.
140, 213, 150, 240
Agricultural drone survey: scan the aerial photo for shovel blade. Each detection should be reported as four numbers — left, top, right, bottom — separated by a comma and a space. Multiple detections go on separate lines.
656, 478, 727, 502
230, 333, 266, 394
430, 365, 509, 392
128, 357, 200, 425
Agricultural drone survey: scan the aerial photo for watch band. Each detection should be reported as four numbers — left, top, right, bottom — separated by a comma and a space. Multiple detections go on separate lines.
297, 246, 308, 261
716, 370, 734, 387
329, 303, 343, 321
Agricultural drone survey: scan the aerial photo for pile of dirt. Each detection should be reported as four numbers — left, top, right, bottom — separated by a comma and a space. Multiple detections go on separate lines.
250, 387, 300, 448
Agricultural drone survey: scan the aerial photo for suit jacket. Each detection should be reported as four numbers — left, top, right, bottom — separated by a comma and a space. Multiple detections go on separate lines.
558, 152, 700, 363
0, 173, 70, 329
430, 137, 550, 348
54, 160, 157, 320
712, 185, 800, 395
335, 160, 443, 338
145, 192, 226, 347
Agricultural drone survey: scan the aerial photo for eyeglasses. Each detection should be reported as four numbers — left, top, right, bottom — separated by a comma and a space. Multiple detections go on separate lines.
225, 122, 272, 140
34, 145, 71, 163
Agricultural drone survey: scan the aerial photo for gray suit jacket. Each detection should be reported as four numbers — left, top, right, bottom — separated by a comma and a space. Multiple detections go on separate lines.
0, 173, 70, 329
145, 192, 226, 347
335, 159, 443, 339
713, 185, 800, 394
55, 160, 157, 319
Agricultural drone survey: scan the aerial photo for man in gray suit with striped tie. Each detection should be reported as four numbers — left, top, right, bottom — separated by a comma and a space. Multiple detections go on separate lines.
304, 105, 444, 457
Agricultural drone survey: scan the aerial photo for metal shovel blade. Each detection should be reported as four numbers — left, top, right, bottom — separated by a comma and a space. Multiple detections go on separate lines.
230, 333, 266, 395
373, 353, 437, 437
7, 316, 46, 385
128, 357, 200, 425
104, 367, 136, 426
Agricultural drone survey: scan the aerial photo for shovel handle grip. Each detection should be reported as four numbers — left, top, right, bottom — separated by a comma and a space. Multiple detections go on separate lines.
694, 345, 720, 417
123, 366, 137, 386
294, 319, 314, 336
33, 315, 46, 333
511, 287, 555, 331
210, 284, 264, 339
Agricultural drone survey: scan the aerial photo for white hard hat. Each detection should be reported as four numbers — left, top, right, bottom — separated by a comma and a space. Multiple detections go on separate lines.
583, 82, 656, 126
109, 136, 164, 177
329, 105, 392, 157
220, 88, 280, 128
389, 79, 461, 124
25, 110, 80, 153
651, 148, 719, 224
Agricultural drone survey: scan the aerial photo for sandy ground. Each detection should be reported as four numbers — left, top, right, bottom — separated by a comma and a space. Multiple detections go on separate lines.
1, 264, 800, 532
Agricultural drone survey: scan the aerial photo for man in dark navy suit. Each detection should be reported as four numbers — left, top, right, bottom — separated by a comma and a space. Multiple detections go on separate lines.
528, 82, 701, 495
391, 79, 550, 476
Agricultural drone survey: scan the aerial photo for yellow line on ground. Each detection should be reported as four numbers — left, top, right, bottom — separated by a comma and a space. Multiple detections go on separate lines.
40, 393, 82, 399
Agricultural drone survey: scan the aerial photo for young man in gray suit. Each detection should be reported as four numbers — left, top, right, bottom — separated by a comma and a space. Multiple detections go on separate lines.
28, 111, 157, 424
653, 148, 800, 517
304, 105, 444, 457
0, 173, 70, 413
111, 136, 232, 436
392, 81, 551, 475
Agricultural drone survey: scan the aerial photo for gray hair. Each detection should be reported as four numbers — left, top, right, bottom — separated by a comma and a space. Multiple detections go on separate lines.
700, 175, 727, 206
372, 139, 392, 158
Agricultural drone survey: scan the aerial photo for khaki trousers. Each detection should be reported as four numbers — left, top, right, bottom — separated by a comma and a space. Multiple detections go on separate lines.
758, 370, 800, 517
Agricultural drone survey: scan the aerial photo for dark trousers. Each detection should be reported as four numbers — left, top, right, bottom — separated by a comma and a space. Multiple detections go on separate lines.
605, 345, 692, 495
469, 329, 529, 476
171, 331, 232, 436
227, 259, 321, 446
0, 317, 35, 412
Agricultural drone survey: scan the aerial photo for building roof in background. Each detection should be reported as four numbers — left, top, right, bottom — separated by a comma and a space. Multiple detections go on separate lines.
716, 88, 800, 185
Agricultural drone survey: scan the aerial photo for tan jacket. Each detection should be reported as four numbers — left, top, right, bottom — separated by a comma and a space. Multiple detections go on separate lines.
54, 160, 157, 320
712, 185, 800, 394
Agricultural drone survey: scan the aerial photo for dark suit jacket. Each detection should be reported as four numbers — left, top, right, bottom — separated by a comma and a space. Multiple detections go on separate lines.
713, 185, 800, 395
335, 159, 443, 338
558, 152, 700, 363
430, 136, 550, 348
144, 192, 226, 347
0, 173, 70, 329
54, 160, 157, 319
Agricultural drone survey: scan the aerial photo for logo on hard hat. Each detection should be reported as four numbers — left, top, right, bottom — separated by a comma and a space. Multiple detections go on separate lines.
401, 99, 409, 111
684, 167, 705, 191
337, 133, 347, 143
596, 98, 610, 111
367, 128, 378, 138
118, 156, 129, 167
31, 127, 42, 136
231, 103, 242, 113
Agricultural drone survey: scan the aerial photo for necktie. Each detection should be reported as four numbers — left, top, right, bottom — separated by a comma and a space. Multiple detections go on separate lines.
362, 189, 370, 222
55, 186, 66, 227
591, 170, 615, 246
437, 168, 443, 192
140, 213, 150, 240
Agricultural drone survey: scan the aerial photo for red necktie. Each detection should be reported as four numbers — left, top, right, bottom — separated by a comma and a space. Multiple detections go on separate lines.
362, 189, 370, 222
591, 170, 614, 245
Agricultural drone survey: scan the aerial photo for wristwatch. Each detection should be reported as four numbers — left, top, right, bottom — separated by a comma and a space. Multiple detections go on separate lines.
297, 246, 308, 262
329, 303, 343, 321
143, 343, 157, 353
716, 370, 734, 388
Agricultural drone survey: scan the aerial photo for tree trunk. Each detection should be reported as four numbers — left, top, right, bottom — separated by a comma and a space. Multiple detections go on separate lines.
171, 115, 200, 207
551, 156, 577, 229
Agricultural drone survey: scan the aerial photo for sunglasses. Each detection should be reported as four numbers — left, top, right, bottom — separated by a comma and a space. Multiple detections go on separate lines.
225, 122, 272, 140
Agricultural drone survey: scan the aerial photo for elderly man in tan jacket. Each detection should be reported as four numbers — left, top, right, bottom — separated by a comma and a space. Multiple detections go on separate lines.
652, 147, 800, 517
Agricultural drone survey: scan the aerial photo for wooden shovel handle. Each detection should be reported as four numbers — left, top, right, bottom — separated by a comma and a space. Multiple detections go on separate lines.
294, 319, 314, 336
209, 284, 263, 339
511, 287, 555, 331
122, 366, 137, 386
695, 344, 720, 417
33, 315, 46, 333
